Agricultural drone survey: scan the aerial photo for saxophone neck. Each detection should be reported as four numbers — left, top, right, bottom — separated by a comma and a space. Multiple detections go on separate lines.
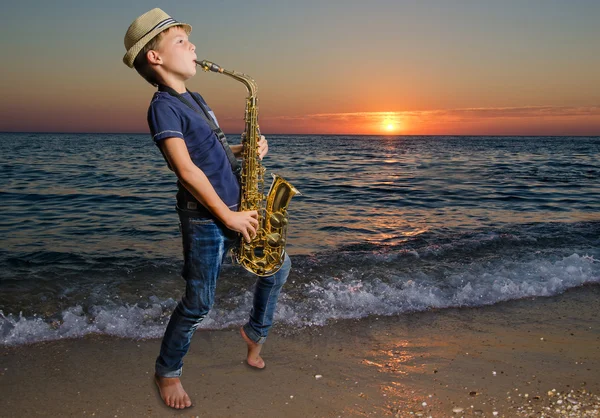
196, 59, 257, 97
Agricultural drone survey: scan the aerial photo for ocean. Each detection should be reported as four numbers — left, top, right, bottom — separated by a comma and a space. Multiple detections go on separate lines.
1, 133, 599, 346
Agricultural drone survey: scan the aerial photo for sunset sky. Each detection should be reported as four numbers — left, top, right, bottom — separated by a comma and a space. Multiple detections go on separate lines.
1, 0, 599, 135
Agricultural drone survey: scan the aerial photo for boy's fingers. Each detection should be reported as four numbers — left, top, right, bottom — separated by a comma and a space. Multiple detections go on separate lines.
248, 222, 257, 237
245, 226, 256, 242
238, 211, 259, 242
242, 230, 251, 243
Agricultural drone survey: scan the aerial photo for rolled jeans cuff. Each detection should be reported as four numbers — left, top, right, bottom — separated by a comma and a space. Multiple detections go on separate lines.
242, 323, 267, 344
155, 366, 183, 378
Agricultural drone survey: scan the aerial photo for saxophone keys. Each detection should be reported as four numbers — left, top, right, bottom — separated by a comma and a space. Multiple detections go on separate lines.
266, 252, 279, 265
266, 233, 282, 247
269, 212, 285, 228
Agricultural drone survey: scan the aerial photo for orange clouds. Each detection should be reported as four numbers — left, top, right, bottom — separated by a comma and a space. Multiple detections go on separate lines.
2, 101, 598, 136
253, 106, 600, 135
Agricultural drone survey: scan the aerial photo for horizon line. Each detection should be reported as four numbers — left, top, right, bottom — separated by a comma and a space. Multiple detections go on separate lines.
1, 131, 599, 137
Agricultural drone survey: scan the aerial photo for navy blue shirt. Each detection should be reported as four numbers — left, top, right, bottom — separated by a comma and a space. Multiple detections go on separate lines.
147, 91, 240, 217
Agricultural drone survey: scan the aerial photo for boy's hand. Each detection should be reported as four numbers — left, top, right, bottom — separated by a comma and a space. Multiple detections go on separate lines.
224, 210, 259, 243
257, 136, 268, 160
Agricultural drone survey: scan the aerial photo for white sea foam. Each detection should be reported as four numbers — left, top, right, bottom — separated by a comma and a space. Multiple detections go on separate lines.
1, 253, 598, 346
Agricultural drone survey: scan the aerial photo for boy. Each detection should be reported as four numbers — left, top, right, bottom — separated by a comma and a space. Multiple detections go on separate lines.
122, 8, 291, 410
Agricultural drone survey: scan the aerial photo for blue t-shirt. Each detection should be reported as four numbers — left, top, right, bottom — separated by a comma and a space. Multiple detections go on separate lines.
147, 91, 240, 217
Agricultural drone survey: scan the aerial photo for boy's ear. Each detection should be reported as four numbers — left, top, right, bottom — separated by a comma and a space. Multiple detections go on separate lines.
147, 50, 162, 65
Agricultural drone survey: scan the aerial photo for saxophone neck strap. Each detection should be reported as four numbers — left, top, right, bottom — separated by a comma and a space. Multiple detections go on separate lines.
157, 84, 241, 177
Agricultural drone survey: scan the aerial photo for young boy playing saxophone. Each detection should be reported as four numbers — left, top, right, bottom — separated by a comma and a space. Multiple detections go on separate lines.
122, 8, 291, 410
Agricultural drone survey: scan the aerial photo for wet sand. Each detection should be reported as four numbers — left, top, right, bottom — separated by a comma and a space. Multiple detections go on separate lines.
1, 284, 599, 417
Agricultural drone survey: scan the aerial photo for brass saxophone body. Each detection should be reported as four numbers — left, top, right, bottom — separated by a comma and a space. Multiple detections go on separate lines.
196, 60, 298, 276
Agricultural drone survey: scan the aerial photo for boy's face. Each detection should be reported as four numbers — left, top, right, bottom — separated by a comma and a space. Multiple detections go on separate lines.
152, 26, 197, 81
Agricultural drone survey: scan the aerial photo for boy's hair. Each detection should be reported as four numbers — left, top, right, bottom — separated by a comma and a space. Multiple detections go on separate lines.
132, 26, 179, 87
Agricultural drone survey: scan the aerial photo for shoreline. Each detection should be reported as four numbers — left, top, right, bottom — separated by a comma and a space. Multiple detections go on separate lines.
1, 284, 599, 417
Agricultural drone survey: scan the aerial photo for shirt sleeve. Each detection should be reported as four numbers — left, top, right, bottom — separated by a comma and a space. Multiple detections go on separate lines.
147, 98, 184, 143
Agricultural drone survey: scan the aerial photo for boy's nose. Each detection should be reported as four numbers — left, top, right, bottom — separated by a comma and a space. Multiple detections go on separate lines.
190, 42, 196, 52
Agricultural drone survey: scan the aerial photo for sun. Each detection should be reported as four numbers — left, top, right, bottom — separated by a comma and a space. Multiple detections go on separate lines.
383, 119, 398, 132
380, 116, 404, 134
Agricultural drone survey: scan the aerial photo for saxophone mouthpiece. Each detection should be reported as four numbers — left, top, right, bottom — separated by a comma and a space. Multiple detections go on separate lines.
195, 60, 222, 73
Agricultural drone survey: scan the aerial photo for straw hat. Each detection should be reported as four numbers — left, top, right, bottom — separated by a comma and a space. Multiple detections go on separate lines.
123, 8, 192, 68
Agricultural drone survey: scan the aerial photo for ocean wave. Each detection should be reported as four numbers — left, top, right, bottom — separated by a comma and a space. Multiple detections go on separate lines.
1, 252, 598, 346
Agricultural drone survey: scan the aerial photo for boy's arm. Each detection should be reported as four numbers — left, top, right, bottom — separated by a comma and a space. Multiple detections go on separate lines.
159, 137, 258, 242
231, 144, 243, 158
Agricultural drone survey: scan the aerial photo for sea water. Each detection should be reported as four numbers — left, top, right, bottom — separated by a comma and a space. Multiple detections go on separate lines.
1, 133, 599, 345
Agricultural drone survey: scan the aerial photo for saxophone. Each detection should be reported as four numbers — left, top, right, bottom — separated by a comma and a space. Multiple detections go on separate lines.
196, 60, 299, 276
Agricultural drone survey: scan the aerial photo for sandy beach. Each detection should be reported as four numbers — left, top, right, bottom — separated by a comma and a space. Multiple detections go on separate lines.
1, 284, 599, 417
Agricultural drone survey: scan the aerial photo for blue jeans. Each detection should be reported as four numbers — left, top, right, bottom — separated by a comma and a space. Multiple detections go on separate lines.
155, 213, 291, 378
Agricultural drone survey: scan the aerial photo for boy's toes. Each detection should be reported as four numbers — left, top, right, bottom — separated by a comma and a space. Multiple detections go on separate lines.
155, 375, 192, 409
247, 357, 265, 369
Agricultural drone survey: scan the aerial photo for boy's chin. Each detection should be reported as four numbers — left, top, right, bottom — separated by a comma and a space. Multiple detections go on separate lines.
185, 68, 197, 79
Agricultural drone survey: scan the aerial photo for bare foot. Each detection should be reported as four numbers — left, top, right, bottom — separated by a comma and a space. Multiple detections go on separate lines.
154, 374, 192, 409
240, 327, 265, 369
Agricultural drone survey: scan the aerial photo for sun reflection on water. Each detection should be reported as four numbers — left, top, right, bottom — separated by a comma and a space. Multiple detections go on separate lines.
362, 340, 423, 376
357, 337, 449, 417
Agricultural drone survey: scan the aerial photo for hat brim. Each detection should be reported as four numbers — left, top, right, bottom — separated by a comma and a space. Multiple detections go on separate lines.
123, 22, 192, 68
